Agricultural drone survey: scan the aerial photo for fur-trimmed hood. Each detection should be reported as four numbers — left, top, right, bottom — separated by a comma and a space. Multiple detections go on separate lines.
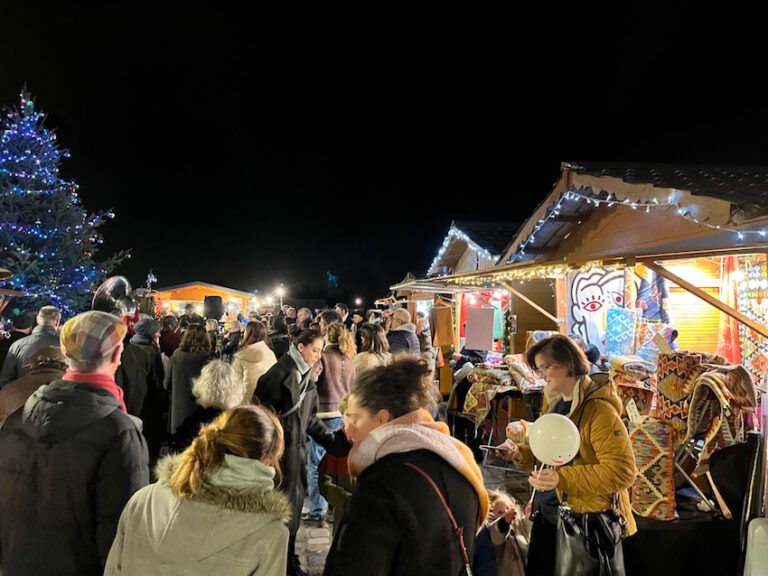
124, 454, 292, 562
156, 454, 291, 521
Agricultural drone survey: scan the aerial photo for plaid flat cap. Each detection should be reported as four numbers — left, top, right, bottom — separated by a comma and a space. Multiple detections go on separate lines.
60, 311, 127, 364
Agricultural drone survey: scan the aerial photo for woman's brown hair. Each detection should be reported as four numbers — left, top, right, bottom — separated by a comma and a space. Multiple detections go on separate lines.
525, 334, 590, 378
170, 405, 285, 498
239, 320, 271, 351
358, 323, 389, 356
179, 324, 211, 354
326, 322, 357, 359
352, 356, 433, 418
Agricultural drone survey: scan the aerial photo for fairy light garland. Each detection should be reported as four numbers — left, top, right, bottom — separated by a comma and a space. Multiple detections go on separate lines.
427, 226, 498, 276
511, 187, 768, 263
445, 260, 625, 288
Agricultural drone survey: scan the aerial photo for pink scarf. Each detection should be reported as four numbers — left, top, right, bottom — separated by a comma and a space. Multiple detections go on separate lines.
63, 370, 127, 413
348, 408, 489, 523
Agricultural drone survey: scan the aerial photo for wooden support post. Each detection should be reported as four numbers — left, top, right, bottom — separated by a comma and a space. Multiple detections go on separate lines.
646, 261, 768, 339
499, 281, 561, 326
555, 276, 568, 334
454, 294, 462, 350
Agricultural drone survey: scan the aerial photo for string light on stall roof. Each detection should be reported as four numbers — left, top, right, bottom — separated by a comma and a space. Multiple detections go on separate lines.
513, 187, 768, 262
427, 226, 496, 275
447, 260, 625, 287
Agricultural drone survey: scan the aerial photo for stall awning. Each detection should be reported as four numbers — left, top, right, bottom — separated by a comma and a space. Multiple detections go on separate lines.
501, 162, 768, 267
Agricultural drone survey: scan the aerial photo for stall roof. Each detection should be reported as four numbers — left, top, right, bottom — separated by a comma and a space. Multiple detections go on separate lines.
571, 162, 768, 212
395, 162, 768, 293
499, 162, 768, 267
154, 281, 254, 299
427, 220, 521, 277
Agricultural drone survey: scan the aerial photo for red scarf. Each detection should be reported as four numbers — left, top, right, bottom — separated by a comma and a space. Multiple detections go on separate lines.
62, 370, 127, 413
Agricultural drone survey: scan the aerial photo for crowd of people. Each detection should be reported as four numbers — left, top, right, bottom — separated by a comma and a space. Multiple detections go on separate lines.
0, 299, 637, 576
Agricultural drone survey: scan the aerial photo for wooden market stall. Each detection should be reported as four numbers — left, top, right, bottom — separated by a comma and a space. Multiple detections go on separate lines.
152, 281, 255, 319
390, 221, 560, 395
418, 162, 768, 576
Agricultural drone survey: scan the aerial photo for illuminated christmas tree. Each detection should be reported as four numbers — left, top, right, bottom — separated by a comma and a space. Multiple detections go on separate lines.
0, 89, 128, 318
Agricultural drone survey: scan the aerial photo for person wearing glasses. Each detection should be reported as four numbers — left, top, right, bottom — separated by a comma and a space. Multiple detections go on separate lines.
496, 334, 636, 576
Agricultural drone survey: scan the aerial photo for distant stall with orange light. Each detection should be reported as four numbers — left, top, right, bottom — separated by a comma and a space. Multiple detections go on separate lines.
152, 281, 255, 319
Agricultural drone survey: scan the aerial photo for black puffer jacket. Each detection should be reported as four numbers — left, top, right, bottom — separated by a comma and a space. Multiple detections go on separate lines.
324, 449, 480, 576
0, 380, 149, 576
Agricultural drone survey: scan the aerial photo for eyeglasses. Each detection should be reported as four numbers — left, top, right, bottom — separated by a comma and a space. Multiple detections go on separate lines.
534, 363, 562, 377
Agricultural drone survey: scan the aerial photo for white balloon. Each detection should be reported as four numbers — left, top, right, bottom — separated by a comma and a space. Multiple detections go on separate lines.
528, 413, 581, 467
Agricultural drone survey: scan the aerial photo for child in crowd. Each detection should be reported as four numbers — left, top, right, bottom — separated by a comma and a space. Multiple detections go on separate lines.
318, 395, 354, 534
473, 489, 531, 576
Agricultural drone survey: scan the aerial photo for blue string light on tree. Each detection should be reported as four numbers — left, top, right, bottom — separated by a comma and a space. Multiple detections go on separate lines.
0, 88, 129, 318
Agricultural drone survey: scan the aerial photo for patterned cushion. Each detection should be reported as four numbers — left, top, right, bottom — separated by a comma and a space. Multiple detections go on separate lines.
635, 318, 676, 367
654, 352, 705, 442
629, 416, 678, 521
606, 307, 638, 356
615, 375, 656, 427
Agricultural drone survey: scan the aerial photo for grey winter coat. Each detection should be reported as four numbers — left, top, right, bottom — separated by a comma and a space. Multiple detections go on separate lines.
104, 454, 291, 575
0, 325, 59, 387
0, 379, 149, 576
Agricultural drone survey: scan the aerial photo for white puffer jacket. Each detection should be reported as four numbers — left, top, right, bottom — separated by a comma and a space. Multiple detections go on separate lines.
232, 342, 277, 404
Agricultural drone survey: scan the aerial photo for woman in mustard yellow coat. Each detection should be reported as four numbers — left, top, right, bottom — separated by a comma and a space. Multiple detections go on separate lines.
499, 335, 637, 576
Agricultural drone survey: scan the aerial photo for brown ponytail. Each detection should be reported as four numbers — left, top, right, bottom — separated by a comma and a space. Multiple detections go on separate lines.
169, 405, 285, 498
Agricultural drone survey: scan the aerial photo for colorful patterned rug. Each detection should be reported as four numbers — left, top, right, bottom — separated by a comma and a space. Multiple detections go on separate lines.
629, 416, 678, 520
610, 354, 656, 379
684, 364, 757, 475
654, 352, 706, 442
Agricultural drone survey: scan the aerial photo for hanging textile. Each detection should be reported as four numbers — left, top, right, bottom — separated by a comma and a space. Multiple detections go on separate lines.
717, 256, 742, 364
624, 267, 638, 311
606, 306, 639, 357
431, 303, 454, 347
737, 255, 768, 391
634, 263, 672, 323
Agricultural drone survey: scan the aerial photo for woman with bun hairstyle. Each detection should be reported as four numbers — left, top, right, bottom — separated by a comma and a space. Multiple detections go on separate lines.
104, 406, 290, 576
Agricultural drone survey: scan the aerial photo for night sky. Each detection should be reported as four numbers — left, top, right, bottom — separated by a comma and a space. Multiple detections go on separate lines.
2, 5, 766, 306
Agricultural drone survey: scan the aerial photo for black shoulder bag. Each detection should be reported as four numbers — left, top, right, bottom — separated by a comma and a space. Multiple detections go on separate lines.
554, 397, 627, 576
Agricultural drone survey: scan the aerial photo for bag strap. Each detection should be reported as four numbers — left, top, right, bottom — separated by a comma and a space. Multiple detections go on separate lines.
282, 377, 310, 418
564, 395, 626, 536
404, 461, 473, 576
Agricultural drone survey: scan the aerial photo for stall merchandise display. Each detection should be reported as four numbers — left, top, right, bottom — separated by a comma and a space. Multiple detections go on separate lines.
654, 352, 706, 442
463, 365, 515, 426
610, 354, 657, 426
683, 364, 757, 475
629, 416, 678, 521
635, 318, 677, 367
505, 353, 545, 393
